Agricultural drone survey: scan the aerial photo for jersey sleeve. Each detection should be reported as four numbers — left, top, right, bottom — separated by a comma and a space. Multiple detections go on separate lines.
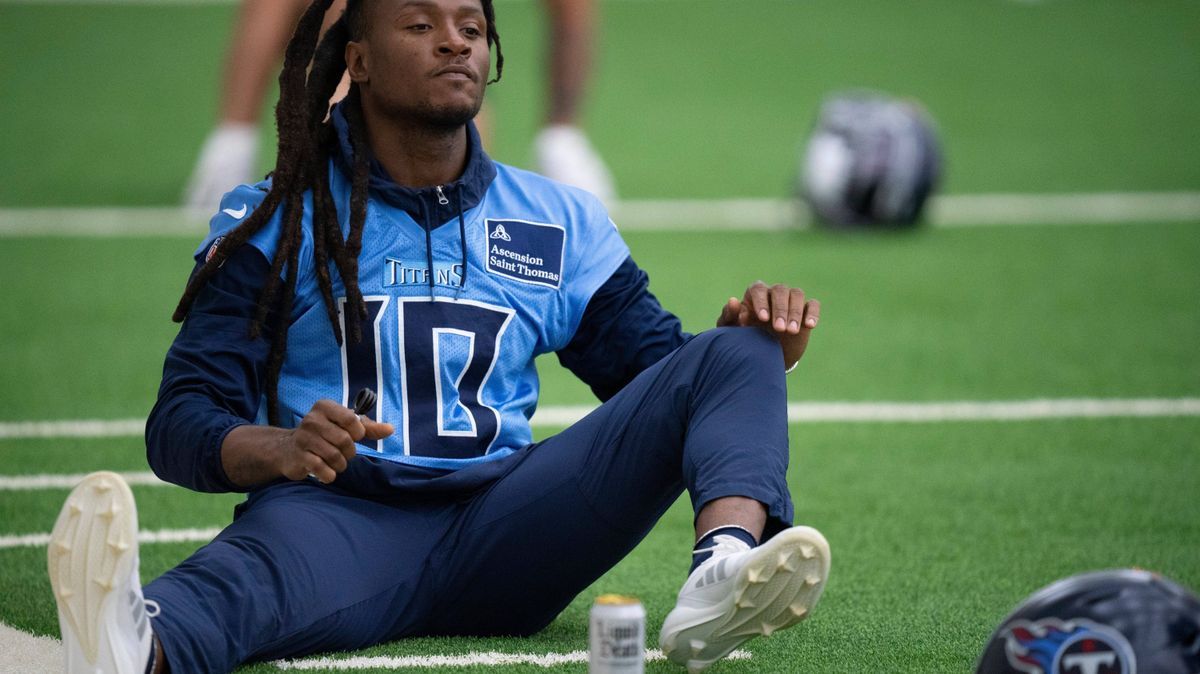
147, 237, 279, 493
194, 182, 280, 263
556, 255, 690, 401
556, 195, 631, 347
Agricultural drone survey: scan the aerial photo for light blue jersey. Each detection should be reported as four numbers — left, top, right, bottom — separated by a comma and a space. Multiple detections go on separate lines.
198, 155, 627, 470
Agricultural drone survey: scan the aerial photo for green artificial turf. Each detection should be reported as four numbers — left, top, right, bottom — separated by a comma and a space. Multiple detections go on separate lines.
4, 418, 1197, 671
2, 0, 1198, 205
2, 223, 1197, 421
1, 221, 1198, 670
1, 0, 1198, 671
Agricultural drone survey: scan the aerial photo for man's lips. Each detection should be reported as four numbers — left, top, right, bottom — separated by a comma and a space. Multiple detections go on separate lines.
433, 64, 476, 81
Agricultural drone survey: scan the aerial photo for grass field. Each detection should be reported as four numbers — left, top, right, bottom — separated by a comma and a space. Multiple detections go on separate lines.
2, 0, 1199, 672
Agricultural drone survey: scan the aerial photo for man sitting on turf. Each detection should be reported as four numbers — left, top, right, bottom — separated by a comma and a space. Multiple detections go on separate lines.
47, 0, 830, 671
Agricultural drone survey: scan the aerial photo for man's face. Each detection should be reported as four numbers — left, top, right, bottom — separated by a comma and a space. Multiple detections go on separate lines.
347, 0, 490, 129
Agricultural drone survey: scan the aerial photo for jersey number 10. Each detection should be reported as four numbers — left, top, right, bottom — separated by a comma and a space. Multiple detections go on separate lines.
339, 296, 515, 460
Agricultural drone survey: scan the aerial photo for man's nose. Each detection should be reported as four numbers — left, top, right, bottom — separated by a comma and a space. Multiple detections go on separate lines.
438, 26, 471, 56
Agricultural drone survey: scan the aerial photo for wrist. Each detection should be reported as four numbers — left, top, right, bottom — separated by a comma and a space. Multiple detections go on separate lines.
220, 424, 292, 488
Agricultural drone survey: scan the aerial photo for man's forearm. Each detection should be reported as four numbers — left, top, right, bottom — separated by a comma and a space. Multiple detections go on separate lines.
220, 424, 291, 489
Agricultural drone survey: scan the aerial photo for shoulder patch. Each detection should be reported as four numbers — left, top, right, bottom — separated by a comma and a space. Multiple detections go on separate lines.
484, 219, 566, 289
204, 235, 226, 267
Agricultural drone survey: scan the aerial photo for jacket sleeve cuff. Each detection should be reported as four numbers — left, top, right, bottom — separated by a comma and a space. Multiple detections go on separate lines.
202, 416, 253, 493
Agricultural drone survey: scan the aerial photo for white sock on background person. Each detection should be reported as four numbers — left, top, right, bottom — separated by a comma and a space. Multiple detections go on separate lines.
183, 123, 260, 221
533, 124, 617, 208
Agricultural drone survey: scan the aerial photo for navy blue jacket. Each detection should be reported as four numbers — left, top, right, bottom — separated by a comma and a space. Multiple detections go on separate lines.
146, 120, 687, 495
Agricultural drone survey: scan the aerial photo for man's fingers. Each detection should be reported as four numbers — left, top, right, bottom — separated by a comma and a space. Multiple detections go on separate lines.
362, 419, 395, 441
737, 304, 751, 326
744, 281, 770, 323
304, 436, 349, 473
782, 301, 819, 368
769, 283, 792, 333
786, 289, 808, 334
315, 419, 357, 459
716, 297, 740, 327
302, 454, 338, 484
802, 298, 821, 330
314, 398, 360, 429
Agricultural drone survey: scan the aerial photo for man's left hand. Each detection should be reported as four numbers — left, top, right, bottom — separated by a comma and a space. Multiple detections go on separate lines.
716, 281, 820, 371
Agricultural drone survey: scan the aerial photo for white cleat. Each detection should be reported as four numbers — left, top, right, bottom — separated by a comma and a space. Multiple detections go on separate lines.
48, 471, 155, 674
659, 526, 831, 673
183, 123, 259, 222
533, 125, 617, 208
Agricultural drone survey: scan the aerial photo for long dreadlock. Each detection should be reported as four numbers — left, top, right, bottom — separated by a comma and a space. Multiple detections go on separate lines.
172, 0, 504, 425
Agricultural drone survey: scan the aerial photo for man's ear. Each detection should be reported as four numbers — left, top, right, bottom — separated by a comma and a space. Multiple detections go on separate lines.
345, 41, 369, 83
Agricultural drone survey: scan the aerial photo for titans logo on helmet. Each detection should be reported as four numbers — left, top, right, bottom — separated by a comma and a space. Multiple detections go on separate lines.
1003, 618, 1136, 674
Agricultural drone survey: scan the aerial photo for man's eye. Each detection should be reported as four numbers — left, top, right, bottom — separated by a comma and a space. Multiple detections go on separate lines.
462, 25, 483, 38
408, 23, 431, 32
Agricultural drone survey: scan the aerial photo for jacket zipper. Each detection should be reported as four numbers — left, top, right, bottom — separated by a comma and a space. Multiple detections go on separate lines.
435, 185, 449, 205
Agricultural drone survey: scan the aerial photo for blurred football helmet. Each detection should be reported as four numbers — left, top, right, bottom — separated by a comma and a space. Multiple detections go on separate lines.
976, 569, 1200, 674
799, 91, 941, 228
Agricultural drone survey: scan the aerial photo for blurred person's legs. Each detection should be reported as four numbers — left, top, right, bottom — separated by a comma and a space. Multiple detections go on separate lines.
533, 0, 617, 205
184, 0, 346, 219
187, 0, 616, 215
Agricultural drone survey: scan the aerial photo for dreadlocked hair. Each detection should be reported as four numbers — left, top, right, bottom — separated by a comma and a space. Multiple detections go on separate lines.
171, 0, 506, 425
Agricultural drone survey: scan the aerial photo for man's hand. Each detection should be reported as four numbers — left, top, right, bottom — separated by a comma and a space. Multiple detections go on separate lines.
220, 400, 394, 488
279, 400, 394, 483
716, 281, 820, 371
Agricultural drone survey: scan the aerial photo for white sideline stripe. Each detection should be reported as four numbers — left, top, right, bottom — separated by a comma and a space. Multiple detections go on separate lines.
0, 622, 62, 673
0, 471, 168, 490
0, 620, 747, 674
275, 648, 749, 670
1, 192, 1198, 236
926, 192, 1200, 227
0, 527, 221, 550
2, 398, 1198, 442
0, 418, 146, 439
615, 192, 1200, 230
785, 398, 1200, 422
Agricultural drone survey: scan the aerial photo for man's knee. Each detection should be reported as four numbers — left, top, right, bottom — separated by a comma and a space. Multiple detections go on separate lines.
683, 327, 784, 375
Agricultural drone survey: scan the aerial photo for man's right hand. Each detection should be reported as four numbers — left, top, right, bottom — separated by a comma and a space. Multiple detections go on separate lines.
220, 400, 394, 489
281, 400, 394, 483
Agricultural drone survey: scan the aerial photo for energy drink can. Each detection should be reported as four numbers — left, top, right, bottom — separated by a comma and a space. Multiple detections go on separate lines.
589, 594, 645, 673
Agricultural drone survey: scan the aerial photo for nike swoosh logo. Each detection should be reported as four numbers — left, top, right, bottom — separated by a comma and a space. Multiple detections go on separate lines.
222, 204, 248, 219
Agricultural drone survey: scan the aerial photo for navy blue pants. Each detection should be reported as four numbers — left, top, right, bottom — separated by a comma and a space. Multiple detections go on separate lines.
144, 328, 794, 672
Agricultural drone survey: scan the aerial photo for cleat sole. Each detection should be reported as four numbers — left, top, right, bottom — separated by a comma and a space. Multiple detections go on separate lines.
47, 471, 139, 666
660, 526, 831, 671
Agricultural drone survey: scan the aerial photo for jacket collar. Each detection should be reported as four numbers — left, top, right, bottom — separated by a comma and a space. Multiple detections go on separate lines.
329, 102, 497, 229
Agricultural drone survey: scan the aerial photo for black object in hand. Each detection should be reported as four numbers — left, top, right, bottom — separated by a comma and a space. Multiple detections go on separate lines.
352, 388, 377, 416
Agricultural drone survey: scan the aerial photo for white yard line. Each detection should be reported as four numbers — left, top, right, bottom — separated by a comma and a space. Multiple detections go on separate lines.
1, 192, 1198, 237
0, 418, 146, 439
0, 619, 747, 673
2, 398, 1198, 443
0, 527, 221, 550
0, 471, 168, 490
925, 192, 1200, 227
617, 192, 1200, 229
783, 398, 1200, 422
0, 622, 62, 674
274, 648, 749, 670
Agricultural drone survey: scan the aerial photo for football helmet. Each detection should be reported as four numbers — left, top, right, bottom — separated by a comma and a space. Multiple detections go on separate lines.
976, 569, 1200, 674
799, 91, 941, 228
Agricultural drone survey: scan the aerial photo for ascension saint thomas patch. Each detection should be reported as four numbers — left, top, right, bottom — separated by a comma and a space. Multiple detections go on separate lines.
484, 219, 566, 289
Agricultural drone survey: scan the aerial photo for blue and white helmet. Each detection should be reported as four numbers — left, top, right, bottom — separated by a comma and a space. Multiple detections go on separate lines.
976, 569, 1200, 674
799, 91, 942, 228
